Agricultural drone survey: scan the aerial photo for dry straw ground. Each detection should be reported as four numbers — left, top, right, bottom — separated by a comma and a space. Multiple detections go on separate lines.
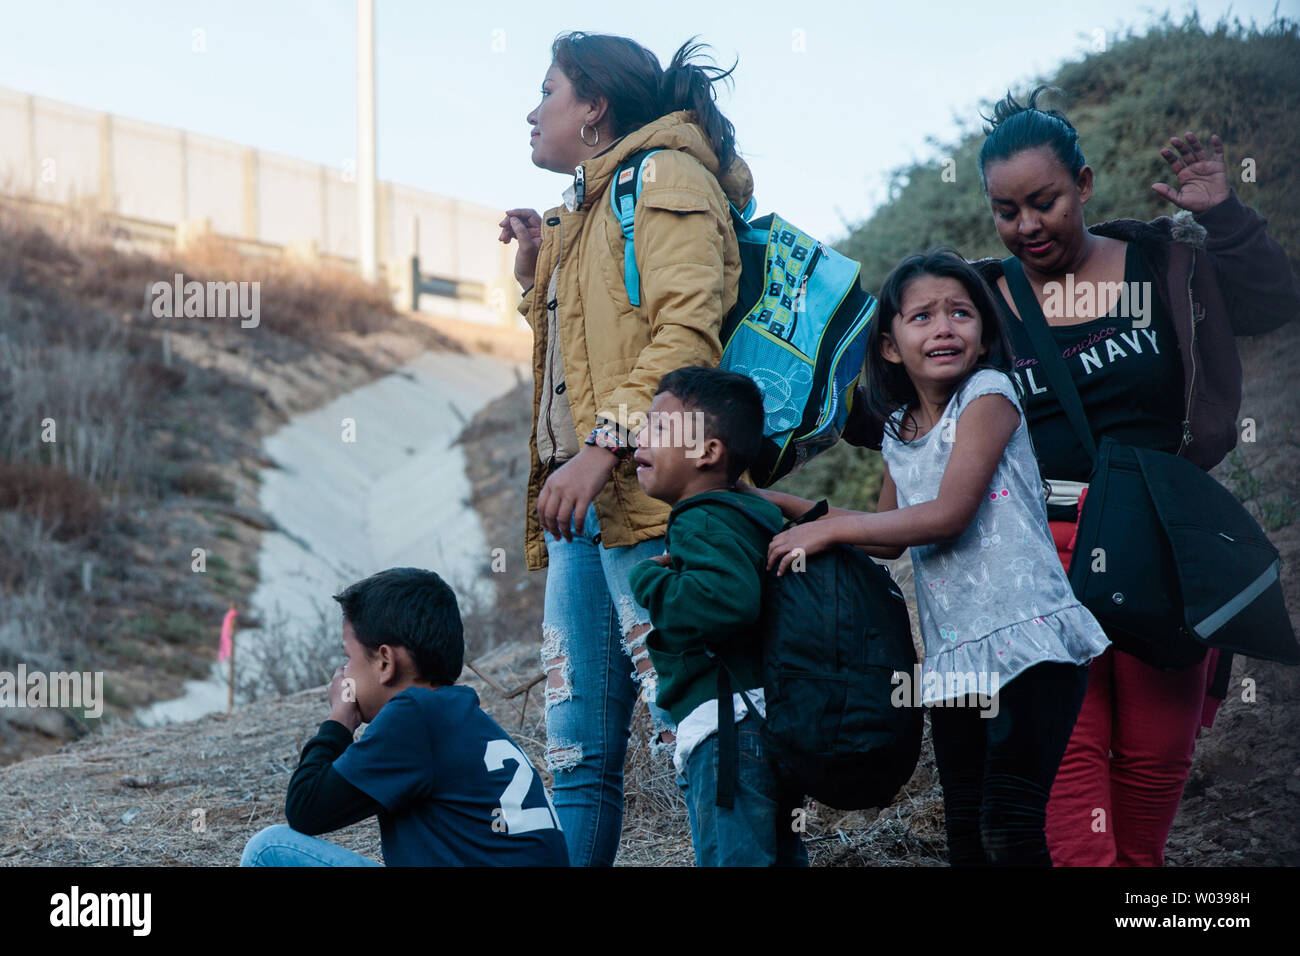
0, 203, 459, 764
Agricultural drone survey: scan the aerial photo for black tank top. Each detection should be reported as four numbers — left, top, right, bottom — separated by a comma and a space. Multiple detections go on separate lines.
999, 243, 1185, 482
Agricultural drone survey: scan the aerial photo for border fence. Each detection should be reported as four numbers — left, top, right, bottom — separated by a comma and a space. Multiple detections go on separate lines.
0, 86, 520, 327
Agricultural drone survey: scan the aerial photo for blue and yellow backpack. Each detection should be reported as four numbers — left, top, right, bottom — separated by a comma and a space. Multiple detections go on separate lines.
612, 147, 878, 486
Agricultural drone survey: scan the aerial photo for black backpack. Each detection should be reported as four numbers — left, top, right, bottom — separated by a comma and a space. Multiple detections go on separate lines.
667, 495, 923, 811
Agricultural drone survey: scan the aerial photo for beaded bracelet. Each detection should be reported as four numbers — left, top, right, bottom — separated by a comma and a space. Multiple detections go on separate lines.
584, 423, 633, 460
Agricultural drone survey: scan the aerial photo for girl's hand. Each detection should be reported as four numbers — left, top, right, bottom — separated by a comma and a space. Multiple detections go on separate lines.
538, 445, 619, 541
1152, 132, 1230, 214
648, 552, 672, 567
767, 518, 844, 576
735, 478, 777, 502
737, 479, 816, 521
499, 207, 543, 289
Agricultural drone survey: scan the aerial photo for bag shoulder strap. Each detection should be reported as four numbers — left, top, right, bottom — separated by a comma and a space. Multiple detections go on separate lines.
613, 150, 758, 303
666, 492, 827, 543
610, 147, 664, 307
1001, 256, 1099, 466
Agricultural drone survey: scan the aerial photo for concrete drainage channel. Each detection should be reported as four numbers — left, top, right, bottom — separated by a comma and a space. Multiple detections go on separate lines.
138, 349, 525, 726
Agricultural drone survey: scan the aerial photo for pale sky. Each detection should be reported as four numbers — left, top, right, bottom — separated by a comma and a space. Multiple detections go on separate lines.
0, 0, 1290, 241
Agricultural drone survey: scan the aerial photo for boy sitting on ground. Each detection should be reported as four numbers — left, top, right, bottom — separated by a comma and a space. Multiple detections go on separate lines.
240, 567, 568, 867
628, 366, 806, 867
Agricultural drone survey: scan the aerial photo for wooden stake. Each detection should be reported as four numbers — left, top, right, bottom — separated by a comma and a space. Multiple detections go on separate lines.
228, 629, 236, 712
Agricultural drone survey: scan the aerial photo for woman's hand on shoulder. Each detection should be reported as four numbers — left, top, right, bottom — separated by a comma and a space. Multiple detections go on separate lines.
1152, 131, 1230, 214
500, 207, 543, 289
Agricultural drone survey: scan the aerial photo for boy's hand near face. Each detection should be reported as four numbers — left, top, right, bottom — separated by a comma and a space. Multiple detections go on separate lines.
328, 666, 363, 733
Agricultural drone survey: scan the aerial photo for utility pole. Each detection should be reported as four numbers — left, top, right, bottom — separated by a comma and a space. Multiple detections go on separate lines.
357, 0, 378, 282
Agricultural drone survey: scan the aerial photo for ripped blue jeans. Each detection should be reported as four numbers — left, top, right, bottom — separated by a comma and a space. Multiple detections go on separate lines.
542, 500, 672, 867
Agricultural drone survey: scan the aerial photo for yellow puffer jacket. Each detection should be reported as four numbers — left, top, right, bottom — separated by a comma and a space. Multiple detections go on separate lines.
518, 109, 755, 570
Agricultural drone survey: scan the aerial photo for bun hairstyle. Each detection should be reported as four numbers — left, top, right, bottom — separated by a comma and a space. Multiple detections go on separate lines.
550, 32, 738, 173
977, 85, 1086, 189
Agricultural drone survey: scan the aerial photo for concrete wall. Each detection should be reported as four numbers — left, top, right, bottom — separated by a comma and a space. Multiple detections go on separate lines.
0, 87, 520, 327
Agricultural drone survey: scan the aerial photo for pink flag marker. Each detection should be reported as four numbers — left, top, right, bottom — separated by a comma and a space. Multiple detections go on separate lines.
218, 606, 237, 662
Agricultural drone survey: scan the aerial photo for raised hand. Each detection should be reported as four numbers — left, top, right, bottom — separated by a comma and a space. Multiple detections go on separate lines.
499, 207, 544, 289
1152, 131, 1230, 214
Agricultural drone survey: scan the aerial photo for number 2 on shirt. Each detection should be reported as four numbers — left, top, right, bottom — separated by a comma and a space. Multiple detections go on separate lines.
483, 739, 560, 834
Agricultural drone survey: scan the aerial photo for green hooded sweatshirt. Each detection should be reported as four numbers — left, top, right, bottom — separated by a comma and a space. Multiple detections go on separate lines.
628, 490, 783, 725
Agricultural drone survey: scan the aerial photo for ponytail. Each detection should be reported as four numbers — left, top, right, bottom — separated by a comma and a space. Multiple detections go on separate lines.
977, 85, 1086, 188
658, 38, 737, 173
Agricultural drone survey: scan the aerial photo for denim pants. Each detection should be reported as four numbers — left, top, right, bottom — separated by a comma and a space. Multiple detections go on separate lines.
680, 713, 808, 867
240, 825, 382, 867
929, 660, 1089, 866
541, 500, 673, 867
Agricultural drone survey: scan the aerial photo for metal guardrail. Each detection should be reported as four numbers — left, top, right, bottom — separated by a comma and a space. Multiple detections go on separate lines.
2, 195, 509, 322
409, 253, 486, 311
0, 194, 359, 273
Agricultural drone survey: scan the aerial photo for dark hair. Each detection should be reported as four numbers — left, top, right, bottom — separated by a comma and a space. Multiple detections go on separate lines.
977, 86, 1086, 189
655, 366, 764, 484
551, 32, 738, 173
332, 567, 463, 685
864, 248, 1023, 442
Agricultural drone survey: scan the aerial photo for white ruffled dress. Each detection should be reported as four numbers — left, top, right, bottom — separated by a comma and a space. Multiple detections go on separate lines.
881, 368, 1110, 705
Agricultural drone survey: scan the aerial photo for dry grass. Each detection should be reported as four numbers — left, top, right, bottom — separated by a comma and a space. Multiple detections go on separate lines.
0, 632, 951, 867
235, 601, 341, 704
0, 641, 544, 866
0, 203, 461, 765
0, 463, 103, 540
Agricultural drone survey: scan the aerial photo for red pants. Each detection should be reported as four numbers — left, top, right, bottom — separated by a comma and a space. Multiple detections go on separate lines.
1045, 519, 1214, 867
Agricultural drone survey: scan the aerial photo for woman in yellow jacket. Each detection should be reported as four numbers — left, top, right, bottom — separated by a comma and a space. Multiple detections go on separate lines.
500, 32, 753, 866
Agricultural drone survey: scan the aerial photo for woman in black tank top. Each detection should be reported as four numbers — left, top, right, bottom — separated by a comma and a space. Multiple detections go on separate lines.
973, 86, 1300, 868
1000, 241, 1184, 483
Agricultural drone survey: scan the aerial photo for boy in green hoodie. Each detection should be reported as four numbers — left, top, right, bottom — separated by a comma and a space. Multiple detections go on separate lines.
628, 366, 807, 867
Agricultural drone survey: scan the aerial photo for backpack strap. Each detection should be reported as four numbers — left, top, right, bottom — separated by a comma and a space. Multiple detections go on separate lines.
710, 651, 764, 809
612, 151, 758, 305
714, 661, 737, 808
663, 492, 826, 807
1001, 257, 1099, 467
610, 148, 664, 307
729, 197, 759, 241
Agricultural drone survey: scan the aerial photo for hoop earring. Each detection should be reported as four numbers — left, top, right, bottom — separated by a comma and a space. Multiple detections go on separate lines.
579, 124, 599, 148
